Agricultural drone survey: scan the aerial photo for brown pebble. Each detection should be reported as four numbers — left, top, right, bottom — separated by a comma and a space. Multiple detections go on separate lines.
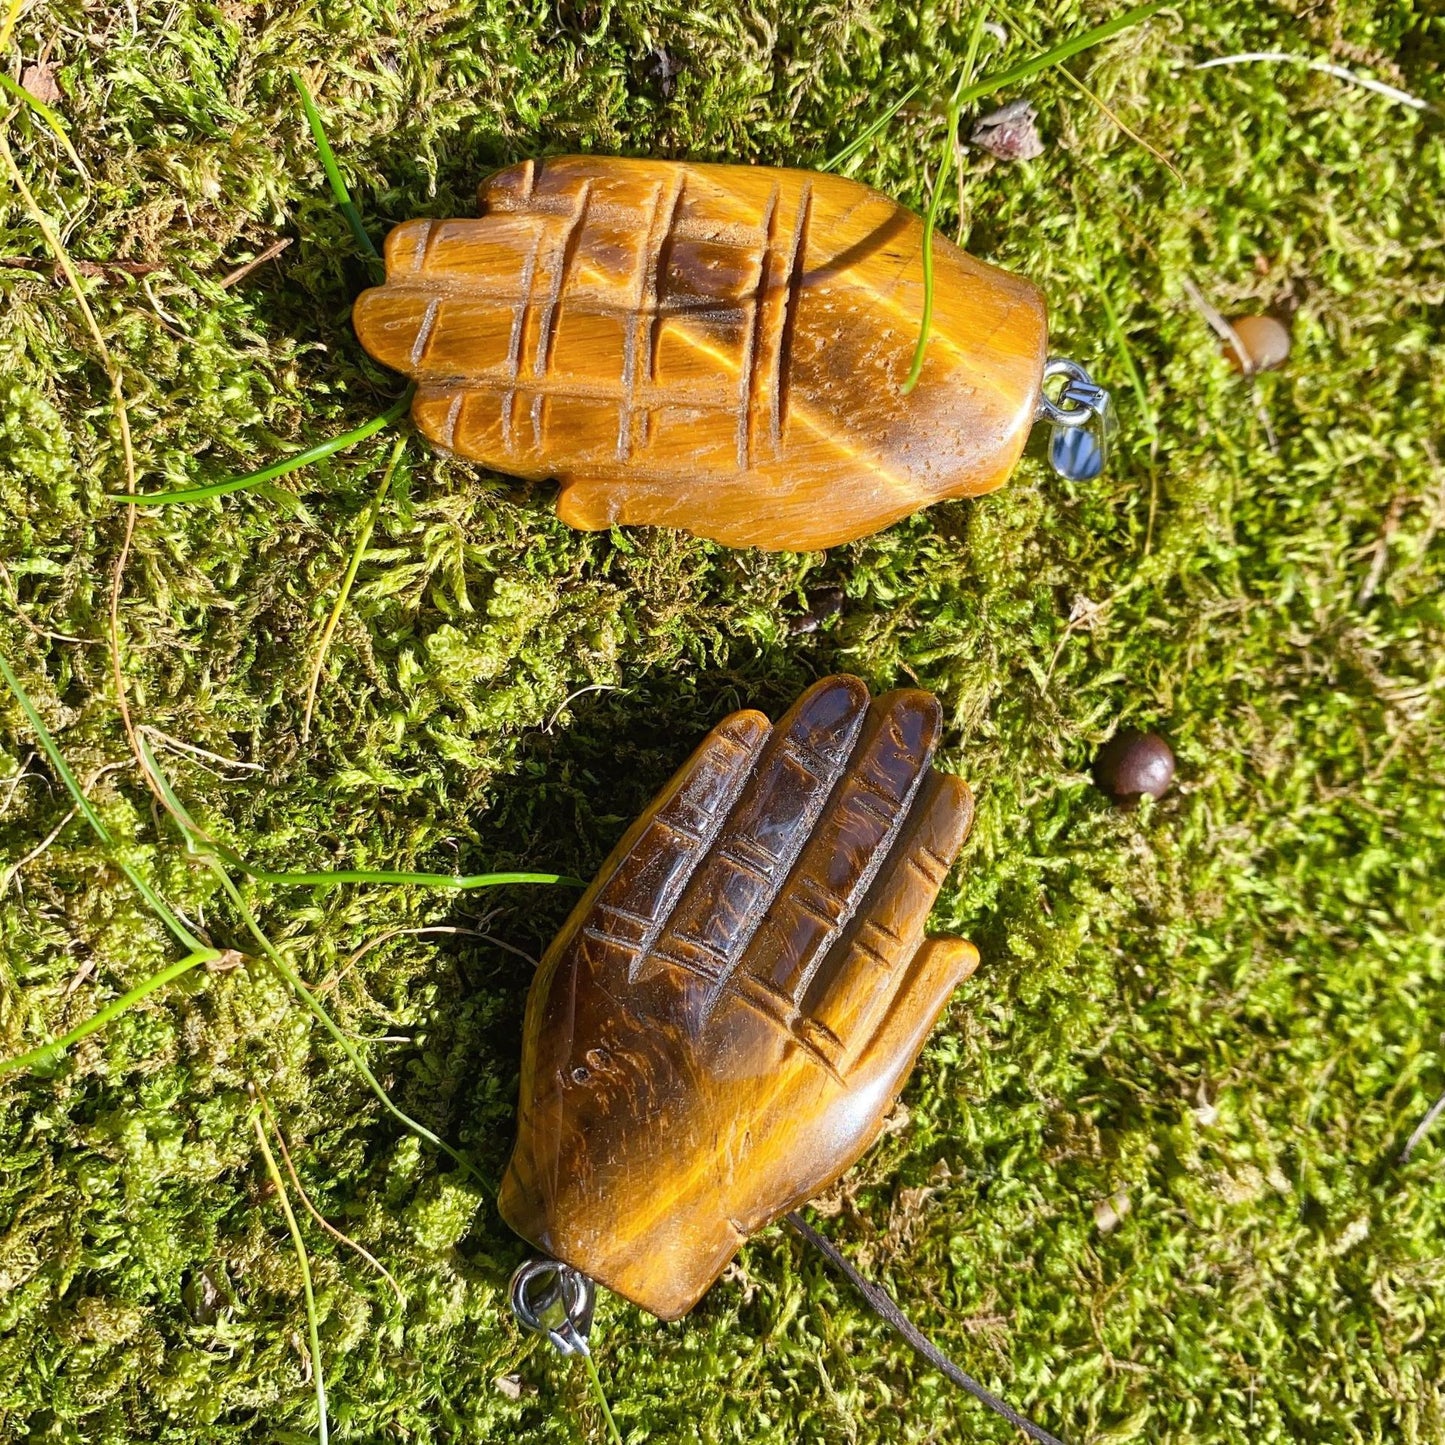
1093, 730, 1175, 803
1223, 314, 1291, 375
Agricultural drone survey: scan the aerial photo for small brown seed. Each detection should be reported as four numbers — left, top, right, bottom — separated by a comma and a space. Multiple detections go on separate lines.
788, 585, 845, 635
1223, 314, 1291, 375
1093, 729, 1175, 803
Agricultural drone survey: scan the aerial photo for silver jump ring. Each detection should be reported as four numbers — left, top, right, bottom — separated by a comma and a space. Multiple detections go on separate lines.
509, 1257, 597, 1358
1037, 357, 1106, 428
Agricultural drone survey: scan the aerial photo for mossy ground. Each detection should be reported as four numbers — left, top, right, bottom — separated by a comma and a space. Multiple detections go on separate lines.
2, 2, 1443, 1441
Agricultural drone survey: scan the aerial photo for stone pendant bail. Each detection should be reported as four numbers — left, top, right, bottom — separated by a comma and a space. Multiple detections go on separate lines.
1038, 357, 1114, 481
509, 1257, 598, 1358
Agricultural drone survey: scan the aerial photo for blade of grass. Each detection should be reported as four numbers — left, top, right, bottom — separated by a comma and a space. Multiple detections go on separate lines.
291, 71, 381, 265
0, 71, 89, 179
302, 436, 405, 742
0, 948, 220, 1078
581, 1351, 624, 1445
251, 1108, 330, 1445
822, 80, 922, 173
137, 733, 496, 1187
0, 0, 25, 48
1097, 289, 1156, 441
902, 0, 1169, 389
140, 731, 582, 892
1097, 288, 1161, 552
0, 649, 206, 952
233, 865, 583, 890
229, 865, 492, 1188
902, 7, 990, 394
114, 387, 415, 505
256, 1088, 407, 1308
952, 1, 1168, 114
995, 3, 1183, 183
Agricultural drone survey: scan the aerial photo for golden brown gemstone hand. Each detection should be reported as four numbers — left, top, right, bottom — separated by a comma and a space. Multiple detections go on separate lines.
499, 676, 979, 1318
353, 156, 1048, 550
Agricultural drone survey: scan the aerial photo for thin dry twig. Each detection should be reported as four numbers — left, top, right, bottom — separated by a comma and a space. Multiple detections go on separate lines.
1396, 442, 1445, 586
219, 236, 292, 288
1, 757, 129, 895
0, 558, 91, 645
0, 255, 165, 277
141, 725, 265, 775
0, 805, 76, 893
544, 683, 626, 733
1179, 276, 1279, 454
1193, 52, 1430, 112
1179, 276, 1251, 369
256, 1090, 407, 1307
301, 437, 405, 742
1401, 1090, 1445, 1162
322, 924, 539, 1000
1, 752, 38, 815
1045, 594, 1110, 686
1357, 494, 1407, 606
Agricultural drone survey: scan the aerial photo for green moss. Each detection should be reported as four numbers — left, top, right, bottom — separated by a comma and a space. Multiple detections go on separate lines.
2, 0, 1444, 1441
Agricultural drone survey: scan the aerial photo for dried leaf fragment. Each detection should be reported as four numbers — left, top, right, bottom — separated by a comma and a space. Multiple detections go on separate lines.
969, 99, 1045, 162
20, 63, 61, 105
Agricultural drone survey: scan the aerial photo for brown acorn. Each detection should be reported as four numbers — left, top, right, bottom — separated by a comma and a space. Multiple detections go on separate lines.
1093, 729, 1175, 803
1223, 315, 1291, 375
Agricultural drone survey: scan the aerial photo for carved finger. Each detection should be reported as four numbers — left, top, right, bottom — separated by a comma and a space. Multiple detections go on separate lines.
847, 934, 979, 1094
555, 469, 907, 552
647, 676, 869, 992
797, 769, 973, 1066
354, 216, 543, 380
545, 710, 772, 981
736, 689, 941, 1014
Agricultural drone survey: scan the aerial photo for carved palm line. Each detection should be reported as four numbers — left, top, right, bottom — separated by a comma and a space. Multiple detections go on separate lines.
404, 162, 816, 467
577, 714, 951, 1078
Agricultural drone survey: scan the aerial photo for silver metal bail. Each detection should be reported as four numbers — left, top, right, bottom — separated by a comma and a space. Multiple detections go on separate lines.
1037, 357, 1113, 481
509, 1256, 597, 1358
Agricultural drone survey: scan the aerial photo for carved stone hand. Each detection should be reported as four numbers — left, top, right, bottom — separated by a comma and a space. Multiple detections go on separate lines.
353, 156, 1047, 551
499, 676, 978, 1319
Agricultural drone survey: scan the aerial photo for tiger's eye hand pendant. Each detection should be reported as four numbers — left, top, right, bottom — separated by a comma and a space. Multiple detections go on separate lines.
355, 156, 1107, 550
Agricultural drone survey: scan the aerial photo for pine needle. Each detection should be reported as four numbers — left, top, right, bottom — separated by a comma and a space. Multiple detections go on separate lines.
302, 436, 406, 742
251, 1108, 330, 1445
